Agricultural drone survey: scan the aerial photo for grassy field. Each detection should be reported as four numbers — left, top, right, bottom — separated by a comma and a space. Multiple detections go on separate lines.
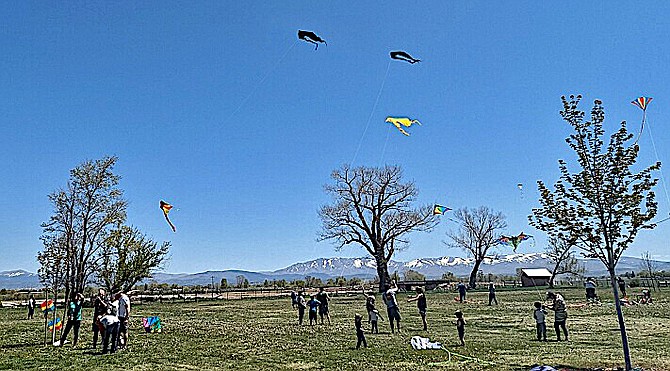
1, 286, 669, 370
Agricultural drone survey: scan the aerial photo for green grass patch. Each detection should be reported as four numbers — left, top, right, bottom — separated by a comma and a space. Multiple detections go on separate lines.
1, 287, 668, 370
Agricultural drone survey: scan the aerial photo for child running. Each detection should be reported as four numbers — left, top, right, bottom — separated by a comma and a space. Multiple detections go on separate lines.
407, 287, 428, 331
455, 310, 466, 346
307, 295, 321, 326
533, 301, 547, 341
355, 314, 367, 349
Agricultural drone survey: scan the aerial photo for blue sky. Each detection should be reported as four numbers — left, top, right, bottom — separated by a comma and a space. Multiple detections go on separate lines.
2, 2, 670, 273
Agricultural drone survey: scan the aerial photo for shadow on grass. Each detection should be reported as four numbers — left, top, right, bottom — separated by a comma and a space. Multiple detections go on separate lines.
0, 342, 43, 349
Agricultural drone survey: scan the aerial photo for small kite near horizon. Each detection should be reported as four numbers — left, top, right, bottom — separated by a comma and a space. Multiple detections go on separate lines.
160, 200, 176, 232
385, 117, 422, 136
390, 51, 421, 64
631, 96, 653, 144
298, 30, 327, 50
433, 205, 452, 215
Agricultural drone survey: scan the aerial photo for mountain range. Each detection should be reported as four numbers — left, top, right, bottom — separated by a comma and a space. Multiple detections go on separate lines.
2, 253, 668, 289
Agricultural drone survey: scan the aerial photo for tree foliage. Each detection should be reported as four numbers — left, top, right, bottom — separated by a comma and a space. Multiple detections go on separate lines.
319, 165, 438, 291
98, 225, 170, 293
403, 269, 426, 281
529, 95, 659, 370
446, 206, 507, 288
545, 236, 584, 287
40, 156, 127, 300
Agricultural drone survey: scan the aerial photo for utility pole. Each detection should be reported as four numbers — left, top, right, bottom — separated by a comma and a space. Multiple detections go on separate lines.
211, 276, 214, 299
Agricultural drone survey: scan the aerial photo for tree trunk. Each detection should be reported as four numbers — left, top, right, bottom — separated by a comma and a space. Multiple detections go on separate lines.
609, 270, 632, 370
469, 259, 483, 289
375, 255, 391, 293
548, 265, 558, 288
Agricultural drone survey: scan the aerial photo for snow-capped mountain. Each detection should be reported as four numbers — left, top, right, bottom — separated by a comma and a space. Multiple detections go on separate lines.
0, 270, 40, 290
2, 254, 669, 289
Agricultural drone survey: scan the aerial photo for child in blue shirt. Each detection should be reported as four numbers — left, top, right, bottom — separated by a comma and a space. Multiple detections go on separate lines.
307, 295, 321, 326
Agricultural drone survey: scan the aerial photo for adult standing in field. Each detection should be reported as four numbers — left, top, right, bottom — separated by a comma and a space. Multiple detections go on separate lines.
59, 293, 84, 347
316, 287, 331, 325
585, 278, 597, 302
546, 291, 568, 341
27, 294, 36, 319
116, 292, 131, 349
457, 281, 467, 303
488, 282, 498, 305
407, 287, 427, 331
383, 280, 401, 333
296, 291, 307, 325
617, 276, 627, 297
290, 291, 297, 309
91, 288, 107, 349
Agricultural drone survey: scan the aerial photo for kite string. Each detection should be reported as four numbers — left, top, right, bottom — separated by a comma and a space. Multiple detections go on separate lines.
350, 59, 392, 166
646, 115, 670, 213
230, 40, 298, 118
378, 121, 392, 167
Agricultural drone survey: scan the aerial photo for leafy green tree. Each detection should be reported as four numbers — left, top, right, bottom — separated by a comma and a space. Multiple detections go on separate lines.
530, 95, 659, 371
545, 236, 585, 288
319, 165, 438, 292
40, 156, 127, 302
220, 278, 228, 289
98, 225, 170, 293
446, 206, 507, 288
403, 269, 426, 281
441, 272, 456, 280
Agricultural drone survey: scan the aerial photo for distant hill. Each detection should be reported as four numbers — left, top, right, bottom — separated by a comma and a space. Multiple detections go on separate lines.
2, 254, 669, 289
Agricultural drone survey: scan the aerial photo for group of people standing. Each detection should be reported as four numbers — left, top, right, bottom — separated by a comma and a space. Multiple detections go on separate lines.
91, 288, 131, 354
291, 287, 331, 326
28, 289, 131, 354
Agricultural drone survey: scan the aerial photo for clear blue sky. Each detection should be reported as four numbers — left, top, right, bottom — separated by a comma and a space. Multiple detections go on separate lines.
2, 2, 670, 273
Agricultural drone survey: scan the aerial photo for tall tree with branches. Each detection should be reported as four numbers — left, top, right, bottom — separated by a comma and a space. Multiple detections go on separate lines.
98, 225, 171, 293
319, 165, 438, 292
446, 206, 507, 289
545, 236, 584, 288
529, 95, 659, 371
40, 156, 127, 302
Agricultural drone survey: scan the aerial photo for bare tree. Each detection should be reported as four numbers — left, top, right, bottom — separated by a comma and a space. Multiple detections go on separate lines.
545, 236, 585, 288
530, 96, 659, 371
319, 165, 438, 292
40, 156, 128, 302
640, 251, 658, 291
98, 225, 171, 293
446, 206, 507, 288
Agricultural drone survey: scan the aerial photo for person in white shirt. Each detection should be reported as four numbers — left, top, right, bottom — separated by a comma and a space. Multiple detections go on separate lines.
116, 292, 131, 348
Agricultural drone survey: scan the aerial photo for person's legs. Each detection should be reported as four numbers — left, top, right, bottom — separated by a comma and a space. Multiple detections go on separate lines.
102, 325, 111, 353
394, 308, 401, 332
59, 320, 73, 345
298, 308, 304, 325
420, 311, 427, 331
72, 320, 81, 347
554, 321, 561, 341
560, 321, 568, 340
536, 323, 541, 341
110, 322, 119, 353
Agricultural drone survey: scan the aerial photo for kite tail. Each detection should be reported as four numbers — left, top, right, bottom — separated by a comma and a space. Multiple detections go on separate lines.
634, 111, 646, 145
164, 213, 176, 232
412, 120, 422, 126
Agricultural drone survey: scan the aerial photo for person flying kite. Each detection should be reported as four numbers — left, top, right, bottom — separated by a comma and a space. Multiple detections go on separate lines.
385, 117, 422, 136
390, 51, 421, 64
160, 200, 176, 232
433, 205, 451, 215
496, 232, 533, 252
631, 96, 653, 144
298, 30, 327, 50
